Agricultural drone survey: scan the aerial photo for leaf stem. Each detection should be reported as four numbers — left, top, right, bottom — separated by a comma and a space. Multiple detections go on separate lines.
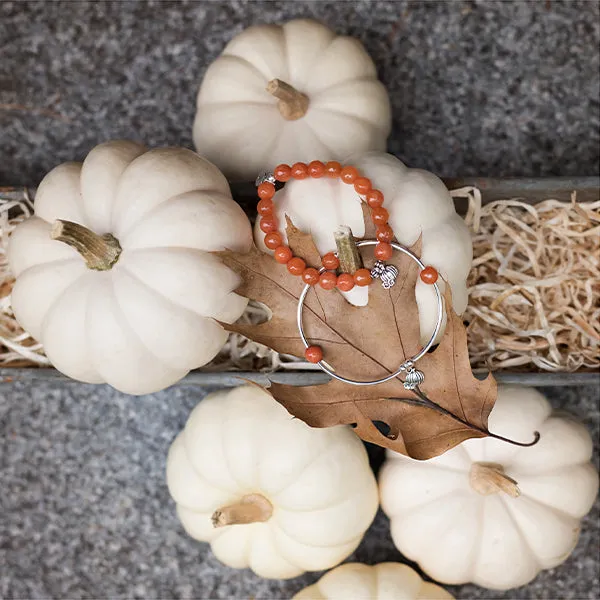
392, 387, 540, 448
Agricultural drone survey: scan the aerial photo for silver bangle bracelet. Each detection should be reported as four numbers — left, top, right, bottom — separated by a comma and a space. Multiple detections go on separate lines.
296, 240, 443, 388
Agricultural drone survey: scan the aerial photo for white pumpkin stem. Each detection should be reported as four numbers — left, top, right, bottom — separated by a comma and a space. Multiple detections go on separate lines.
212, 493, 273, 528
51, 219, 122, 271
266, 79, 309, 120
334, 226, 364, 273
470, 462, 520, 498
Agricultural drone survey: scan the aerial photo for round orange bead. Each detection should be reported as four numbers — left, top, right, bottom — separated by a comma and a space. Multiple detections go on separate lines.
319, 271, 338, 290
308, 160, 326, 178
291, 162, 309, 179
376, 225, 394, 243
354, 268, 372, 287
257, 182, 275, 200
366, 189, 384, 208
371, 207, 389, 225
274, 164, 292, 182
322, 252, 340, 270
336, 273, 355, 292
259, 216, 278, 233
340, 165, 359, 184
420, 266, 439, 285
257, 198, 274, 216
305, 345, 323, 363
325, 161, 342, 178
302, 268, 320, 286
354, 177, 372, 195
374, 242, 393, 260
287, 257, 306, 276
264, 232, 282, 250
274, 246, 293, 264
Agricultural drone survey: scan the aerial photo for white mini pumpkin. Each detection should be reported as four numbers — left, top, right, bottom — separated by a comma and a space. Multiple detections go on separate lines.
255, 152, 472, 342
8, 141, 252, 394
293, 562, 454, 600
379, 385, 599, 590
193, 19, 391, 181
166, 385, 379, 579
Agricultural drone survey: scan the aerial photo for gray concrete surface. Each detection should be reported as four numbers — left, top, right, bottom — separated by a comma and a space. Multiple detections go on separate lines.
0, 1, 599, 599
1, 381, 598, 600
0, 0, 599, 183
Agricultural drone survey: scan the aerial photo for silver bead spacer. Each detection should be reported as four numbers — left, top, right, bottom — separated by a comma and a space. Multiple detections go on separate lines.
370, 260, 399, 289
403, 367, 425, 390
255, 171, 276, 186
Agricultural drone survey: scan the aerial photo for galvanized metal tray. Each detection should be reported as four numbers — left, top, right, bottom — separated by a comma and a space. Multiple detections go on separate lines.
0, 367, 597, 388
1, 176, 598, 388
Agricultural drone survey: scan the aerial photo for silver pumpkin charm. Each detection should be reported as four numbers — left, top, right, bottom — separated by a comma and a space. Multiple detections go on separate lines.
370, 260, 399, 289
403, 367, 425, 390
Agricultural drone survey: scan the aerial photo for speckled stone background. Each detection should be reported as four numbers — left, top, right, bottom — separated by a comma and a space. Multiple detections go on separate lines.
1, 0, 599, 182
0, 1, 599, 599
1, 382, 598, 600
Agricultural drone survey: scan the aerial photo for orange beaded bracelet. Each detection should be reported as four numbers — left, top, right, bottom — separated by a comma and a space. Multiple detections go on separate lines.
256, 160, 439, 293
256, 160, 415, 292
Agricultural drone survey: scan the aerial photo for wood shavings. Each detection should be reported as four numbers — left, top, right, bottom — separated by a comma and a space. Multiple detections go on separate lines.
0, 189, 50, 367
457, 187, 599, 372
1, 186, 598, 374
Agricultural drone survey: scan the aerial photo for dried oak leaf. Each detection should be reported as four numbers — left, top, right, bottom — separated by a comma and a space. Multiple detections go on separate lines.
217, 219, 496, 460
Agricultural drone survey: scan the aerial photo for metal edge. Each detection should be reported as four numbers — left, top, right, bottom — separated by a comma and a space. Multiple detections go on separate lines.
442, 176, 600, 203
0, 368, 598, 388
4, 176, 598, 216
4, 177, 599, 201
229, 176, 600, 211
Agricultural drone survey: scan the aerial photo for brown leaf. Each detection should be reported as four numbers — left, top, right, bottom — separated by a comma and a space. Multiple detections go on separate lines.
217, 218, 497, 460
283, 216, 322, 267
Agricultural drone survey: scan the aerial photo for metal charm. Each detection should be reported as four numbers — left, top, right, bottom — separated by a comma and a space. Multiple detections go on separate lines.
371, 260, 399, 289
255, 171, 276, 186
403, 367, 425, 390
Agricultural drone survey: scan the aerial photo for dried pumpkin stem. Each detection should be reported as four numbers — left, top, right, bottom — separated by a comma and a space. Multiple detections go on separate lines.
51, 219, 122, 271
212, 493, 273, 528
266, 79, 309, 120
334, 226, 363, 273
470, 462, 520, 498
